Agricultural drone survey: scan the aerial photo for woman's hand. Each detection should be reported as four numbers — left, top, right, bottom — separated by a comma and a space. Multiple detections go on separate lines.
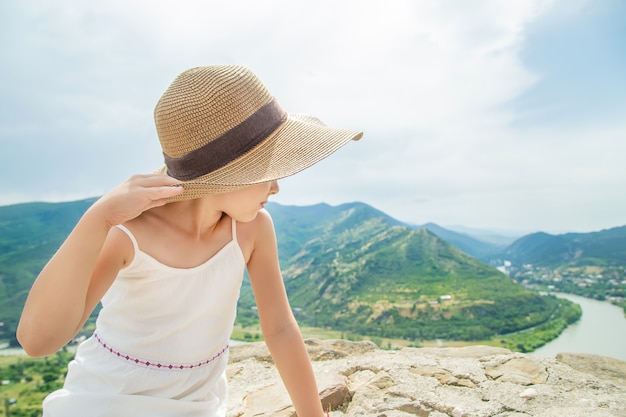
92, 174, 184, 227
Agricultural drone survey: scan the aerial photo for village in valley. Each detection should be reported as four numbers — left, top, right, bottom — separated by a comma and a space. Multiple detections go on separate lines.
496, 261, 626, 309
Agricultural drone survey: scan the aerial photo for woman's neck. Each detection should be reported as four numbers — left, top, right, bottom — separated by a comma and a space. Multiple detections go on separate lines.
147, 197, 226, 239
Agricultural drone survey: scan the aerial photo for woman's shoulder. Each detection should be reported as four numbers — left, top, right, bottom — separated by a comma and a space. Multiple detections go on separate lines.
235, 209, 277, 258
237, 208, 275, 231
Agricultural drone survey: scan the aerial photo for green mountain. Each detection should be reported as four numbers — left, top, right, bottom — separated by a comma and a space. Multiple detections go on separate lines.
256, 202, 566, 341
497, 226, 626, 267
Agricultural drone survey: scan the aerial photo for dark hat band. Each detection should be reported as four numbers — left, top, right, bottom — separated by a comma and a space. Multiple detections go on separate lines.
164, 99, 288, 181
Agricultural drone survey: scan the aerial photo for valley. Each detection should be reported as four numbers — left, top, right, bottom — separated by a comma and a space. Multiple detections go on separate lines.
1, 199, 624, 355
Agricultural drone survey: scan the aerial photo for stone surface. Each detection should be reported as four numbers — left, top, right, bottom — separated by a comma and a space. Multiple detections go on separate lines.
556, 352, 626, 387
226, 339, 626, 417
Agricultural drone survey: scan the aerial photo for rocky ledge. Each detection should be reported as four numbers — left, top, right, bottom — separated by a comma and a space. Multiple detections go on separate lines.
226, 339, 626, 417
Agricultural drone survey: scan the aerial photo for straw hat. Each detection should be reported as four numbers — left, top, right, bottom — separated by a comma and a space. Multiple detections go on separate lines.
153, 65, 363, 201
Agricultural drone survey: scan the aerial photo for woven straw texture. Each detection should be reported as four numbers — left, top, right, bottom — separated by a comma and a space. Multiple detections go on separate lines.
153, 65, 362, 200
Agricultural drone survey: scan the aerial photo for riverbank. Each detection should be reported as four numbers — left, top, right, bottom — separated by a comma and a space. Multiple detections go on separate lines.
532, 293, 626, 361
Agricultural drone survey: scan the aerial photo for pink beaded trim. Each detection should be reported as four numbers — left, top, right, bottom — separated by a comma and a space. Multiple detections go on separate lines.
94, 332, 229, 370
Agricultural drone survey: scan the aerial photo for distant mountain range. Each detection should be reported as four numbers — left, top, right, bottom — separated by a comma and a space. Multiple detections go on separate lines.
380, 207, 626, 268
1, 198, 623, 346
496, 227, 626, 267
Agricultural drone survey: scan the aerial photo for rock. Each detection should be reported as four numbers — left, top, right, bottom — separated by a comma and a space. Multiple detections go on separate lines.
519, 388, 538, 398
228, 341, 272, 364
227, 340, 626, 417
304, 338, 378, 361
318, 372, 351, 412
415, 345, 511, 358
484, 356, 548, 385
556, 352, 626, 387
235, 371, 349, 417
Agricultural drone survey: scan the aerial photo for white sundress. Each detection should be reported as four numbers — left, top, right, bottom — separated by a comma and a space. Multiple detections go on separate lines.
43, 218, 245, 417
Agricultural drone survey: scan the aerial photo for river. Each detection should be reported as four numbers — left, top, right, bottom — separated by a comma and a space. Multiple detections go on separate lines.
531, 293, 626, 361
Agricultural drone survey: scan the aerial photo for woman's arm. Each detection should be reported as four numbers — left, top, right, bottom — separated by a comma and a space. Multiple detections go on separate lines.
17, 174, 183, 357
247, 210, 325, 417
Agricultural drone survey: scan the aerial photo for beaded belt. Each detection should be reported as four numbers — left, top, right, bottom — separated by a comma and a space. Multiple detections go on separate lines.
93, 332, 229, 370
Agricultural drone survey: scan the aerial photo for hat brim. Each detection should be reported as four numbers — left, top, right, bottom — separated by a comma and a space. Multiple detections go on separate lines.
155, 113, 363, 201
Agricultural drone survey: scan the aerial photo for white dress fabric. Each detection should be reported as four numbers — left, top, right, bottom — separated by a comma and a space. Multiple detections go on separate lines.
43, 218, 245, 417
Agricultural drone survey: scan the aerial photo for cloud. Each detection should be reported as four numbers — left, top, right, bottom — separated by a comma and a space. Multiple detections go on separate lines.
1, 0, 625, 233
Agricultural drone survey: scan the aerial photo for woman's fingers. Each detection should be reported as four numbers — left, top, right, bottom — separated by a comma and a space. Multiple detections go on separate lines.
132, 174, 184, 208
144, 184, 184, 209
95, 175, 185, 226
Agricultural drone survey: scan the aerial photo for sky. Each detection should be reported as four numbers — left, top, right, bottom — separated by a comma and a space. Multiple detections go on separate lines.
1, 0, 625, 235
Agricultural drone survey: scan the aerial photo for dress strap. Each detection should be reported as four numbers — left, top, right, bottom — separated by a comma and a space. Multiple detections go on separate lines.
115, 224, 139, 253
231, 217, 238, 244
